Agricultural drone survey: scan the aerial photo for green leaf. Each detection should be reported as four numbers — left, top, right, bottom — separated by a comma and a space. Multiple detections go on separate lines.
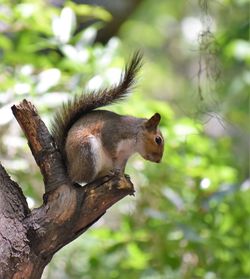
66, 1, 112, 22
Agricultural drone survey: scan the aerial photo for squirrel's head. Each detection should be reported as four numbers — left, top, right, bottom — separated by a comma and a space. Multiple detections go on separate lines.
138, 113, 164, 163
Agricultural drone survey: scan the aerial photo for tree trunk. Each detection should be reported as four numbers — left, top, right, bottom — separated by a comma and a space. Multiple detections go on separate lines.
0, 99, 134, 279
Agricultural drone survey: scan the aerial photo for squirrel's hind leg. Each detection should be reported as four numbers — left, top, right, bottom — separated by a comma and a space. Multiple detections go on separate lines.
66, 136, 98, 183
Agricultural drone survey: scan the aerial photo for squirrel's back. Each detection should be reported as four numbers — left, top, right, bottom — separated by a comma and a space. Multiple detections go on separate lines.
51, 52, 143, 157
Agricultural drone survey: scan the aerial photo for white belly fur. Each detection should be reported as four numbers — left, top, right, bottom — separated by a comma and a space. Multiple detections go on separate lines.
116, 139, 136, 161
89, 136, 113, 175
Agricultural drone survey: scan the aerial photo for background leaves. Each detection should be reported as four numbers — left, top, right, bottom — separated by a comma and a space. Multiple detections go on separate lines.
0, 0, 248, 278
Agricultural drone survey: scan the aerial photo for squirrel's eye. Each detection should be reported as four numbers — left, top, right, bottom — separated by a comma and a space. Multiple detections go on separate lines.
155, 136, 162, 145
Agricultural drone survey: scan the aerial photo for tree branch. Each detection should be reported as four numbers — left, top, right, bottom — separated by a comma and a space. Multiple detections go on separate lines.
0, 99, 135, 278
0, 164, 31, 278
0, 163, 29, 218
11, 99, 69, 193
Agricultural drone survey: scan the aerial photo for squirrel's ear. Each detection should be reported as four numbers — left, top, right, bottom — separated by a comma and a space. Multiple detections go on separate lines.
145, 113, 161, 130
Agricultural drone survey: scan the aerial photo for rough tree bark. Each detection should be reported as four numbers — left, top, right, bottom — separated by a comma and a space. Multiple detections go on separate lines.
0, 99, 134, 279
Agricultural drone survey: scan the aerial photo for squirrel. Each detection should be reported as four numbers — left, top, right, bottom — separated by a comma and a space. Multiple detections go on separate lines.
51, 52, 164, 183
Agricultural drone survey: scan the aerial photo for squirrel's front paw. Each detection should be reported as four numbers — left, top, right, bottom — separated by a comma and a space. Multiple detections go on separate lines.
108, 168, 122, 177
110, 169, 130, 180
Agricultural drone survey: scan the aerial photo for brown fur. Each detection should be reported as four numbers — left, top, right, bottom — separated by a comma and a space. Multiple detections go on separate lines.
51, 51, 143, 162
50, 52, 164, 183
64, 110, 164, 183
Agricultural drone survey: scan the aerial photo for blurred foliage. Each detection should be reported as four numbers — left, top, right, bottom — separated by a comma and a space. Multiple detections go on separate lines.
0, 0, 249, 279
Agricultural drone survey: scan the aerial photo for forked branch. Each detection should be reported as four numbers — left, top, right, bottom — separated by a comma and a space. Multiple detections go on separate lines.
0, 99, 134, 279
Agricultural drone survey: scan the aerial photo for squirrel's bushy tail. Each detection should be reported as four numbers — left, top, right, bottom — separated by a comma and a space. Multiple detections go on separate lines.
51, 51, 143, 154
